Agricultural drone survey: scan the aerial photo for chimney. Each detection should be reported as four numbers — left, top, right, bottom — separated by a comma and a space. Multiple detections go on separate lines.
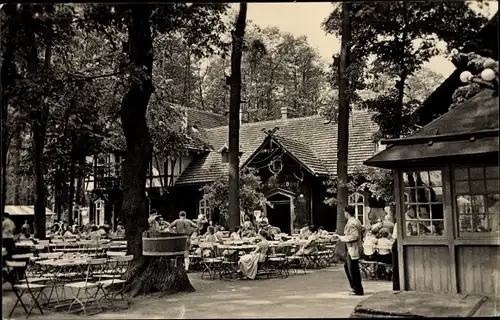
280, 106, 295, 120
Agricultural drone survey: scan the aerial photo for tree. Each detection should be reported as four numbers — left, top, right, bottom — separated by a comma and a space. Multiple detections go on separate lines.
335, 1, 353, 256
199, 24, 334, 121
1, 4, 21, 217
201, 168, 268, 226
81, 3, 228, 296
323, 1, 487, 138
2, 4, 76, 238
227, 3, 247, 231
325, 166, 394, 207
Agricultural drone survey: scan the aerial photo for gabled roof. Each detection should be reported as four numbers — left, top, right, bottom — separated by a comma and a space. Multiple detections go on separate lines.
175, 111, 379, 185
365, 89, 499, 168
242, 134, 328, 175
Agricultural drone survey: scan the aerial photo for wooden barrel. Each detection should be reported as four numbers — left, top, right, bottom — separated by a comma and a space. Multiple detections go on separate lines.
142, 231, 188, 257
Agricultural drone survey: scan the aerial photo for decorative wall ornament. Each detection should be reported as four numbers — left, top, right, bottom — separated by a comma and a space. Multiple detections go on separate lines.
268, 157, 283, 175
293, 170, 304, 182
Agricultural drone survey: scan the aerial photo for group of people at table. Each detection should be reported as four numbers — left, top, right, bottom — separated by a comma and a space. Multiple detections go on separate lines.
2, 212, 126, 263
148, 210, 335, 280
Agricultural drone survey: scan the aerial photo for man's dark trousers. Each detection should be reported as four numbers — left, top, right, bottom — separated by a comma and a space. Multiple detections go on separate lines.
344, 254, 364, 295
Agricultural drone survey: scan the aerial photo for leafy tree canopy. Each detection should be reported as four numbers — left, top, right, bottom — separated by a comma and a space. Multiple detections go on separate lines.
201, 168, 269, 221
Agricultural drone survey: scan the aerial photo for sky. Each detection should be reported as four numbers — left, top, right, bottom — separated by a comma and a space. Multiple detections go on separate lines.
233, 1, 498, 78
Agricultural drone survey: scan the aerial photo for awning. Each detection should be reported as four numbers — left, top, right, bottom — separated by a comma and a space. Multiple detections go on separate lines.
364, 136, 499, 169
4, 205, 57, 216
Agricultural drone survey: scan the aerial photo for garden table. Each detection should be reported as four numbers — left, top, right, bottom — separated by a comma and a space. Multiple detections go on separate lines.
35, 258, 89, 309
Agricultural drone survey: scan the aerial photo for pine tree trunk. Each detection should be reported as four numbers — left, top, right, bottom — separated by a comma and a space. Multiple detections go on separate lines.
119, 6, 194, 296
335, 1, 352, 257
31, 25, 51, 240
0, 4, 19, 218
227, 3, 247, 232
12, 124, 22, 205
67, 135, 77, 226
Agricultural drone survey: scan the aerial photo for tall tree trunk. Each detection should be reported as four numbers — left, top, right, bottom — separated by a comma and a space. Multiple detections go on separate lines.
120, 6, 194, 297
335, 1, 352, 256
1, 4, 19, 217
393, 2, 409, 139
31, 22, 51, 239
67, 134, 77, 225
227, 3, 247, 231
12, 123, 22, 205
120, 5, 154, 261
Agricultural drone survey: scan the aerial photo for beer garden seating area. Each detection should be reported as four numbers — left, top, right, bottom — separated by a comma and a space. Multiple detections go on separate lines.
188, 234, 340, 280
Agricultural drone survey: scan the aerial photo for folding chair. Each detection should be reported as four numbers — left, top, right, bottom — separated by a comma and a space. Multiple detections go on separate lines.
286, 245, 308, 275
98, 255, 133, 310
65, 258, 107, 315
199, 242, 223, 280
6, 260, 47, 318
267, 245, 291, 278
217, 245, 239, 280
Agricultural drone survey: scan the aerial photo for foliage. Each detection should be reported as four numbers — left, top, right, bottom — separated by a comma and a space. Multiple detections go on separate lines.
322, 1, 488, 138
324, 166, 394, 206
201, 168, 269, 220
198, 24, 336, 121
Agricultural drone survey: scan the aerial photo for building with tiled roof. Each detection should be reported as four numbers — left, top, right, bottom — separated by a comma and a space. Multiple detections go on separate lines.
84, 104, 380, 233
176, 111, 378, 185
168, 107, 379, 233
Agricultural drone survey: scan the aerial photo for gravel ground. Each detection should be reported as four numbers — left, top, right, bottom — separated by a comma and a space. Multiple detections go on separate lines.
3, 265, 392, 319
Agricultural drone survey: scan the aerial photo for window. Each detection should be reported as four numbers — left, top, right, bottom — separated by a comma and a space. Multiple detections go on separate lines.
348, 192, 366, 225
454, 166, 500, 237
166, 158, 182, 186
199, 199, 211, 218
94, 200, 105, 226
403, 170, 444, 236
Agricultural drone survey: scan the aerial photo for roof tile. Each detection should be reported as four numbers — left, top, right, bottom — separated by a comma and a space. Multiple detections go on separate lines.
176, 111, 379, 185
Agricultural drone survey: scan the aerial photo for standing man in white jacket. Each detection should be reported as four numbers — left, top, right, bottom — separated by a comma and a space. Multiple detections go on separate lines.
336, 205, 364, 296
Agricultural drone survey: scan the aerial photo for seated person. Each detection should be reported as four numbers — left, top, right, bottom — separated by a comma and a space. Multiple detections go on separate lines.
362, 228, 379, 261
238, 230, 269, 279
204, 226, 222, 243
230, 227, 242, 240
18, 231, 32, 241
317, 226, 329, 237
299, 225, 313, 239
374, 229, 392, 264
113, 224, 126, 239
243, 216, 253, 229
63, 228, 76, 239
190, 231, 199, 241
215, 226, 225, 239
241, 226, 257, 238
97, 226, 108, 237
296, 226, 319, 256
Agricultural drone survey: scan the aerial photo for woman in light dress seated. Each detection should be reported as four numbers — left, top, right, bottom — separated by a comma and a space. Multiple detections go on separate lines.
296, 226, 319, 256
230, 227, 242, 240
238, 230, 269, 279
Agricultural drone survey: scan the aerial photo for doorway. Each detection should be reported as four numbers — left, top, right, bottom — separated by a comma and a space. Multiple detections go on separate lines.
266, 193, 292, 234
